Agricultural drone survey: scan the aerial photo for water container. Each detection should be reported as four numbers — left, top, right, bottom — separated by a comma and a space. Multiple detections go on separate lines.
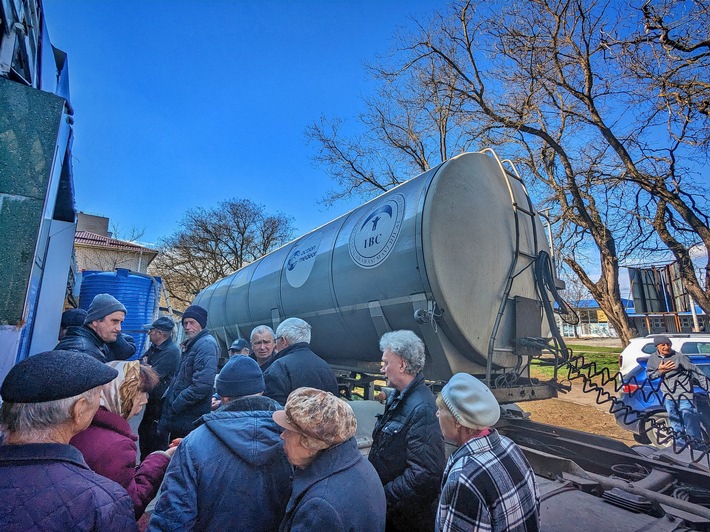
79, 269, 161, 356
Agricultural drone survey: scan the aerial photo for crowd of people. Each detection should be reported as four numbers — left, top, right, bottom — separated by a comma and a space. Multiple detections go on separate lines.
0, 293, 541, 531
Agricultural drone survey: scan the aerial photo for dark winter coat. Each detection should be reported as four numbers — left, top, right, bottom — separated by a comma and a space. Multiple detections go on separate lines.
159, 329, 219, 435
0, 442, 137, 531
70, 406, 170, 518
279, 437, 386, 532
369, 373, 446, 532
148, 396, 292, 532
140, 338, 181, 425
55, 324, 111, 362
263, 342, 339, 405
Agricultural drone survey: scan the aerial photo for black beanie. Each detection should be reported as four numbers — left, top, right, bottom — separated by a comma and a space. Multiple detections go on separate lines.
182, 305, 208, 329
216, 356, 264, 398
61, 308, 88, 328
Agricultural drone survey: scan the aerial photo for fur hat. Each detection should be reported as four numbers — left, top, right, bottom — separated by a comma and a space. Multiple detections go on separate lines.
1, 350, 118, 403
273, 387, 356, 448
84, 293, 126, 324
61, 308, 88, 328
216, 356, 264, 398
653, 335, 672, 347
182, 305, 208, 329
440, 373, 500, 429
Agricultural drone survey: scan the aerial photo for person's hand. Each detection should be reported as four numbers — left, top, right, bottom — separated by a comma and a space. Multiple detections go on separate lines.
164, 445, 178, 458
169, 438, 183, 448
211, 397, 221, 410
658, 359, 676, 374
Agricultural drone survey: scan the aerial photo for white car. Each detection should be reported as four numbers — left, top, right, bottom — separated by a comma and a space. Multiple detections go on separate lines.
618, 333, 710, 377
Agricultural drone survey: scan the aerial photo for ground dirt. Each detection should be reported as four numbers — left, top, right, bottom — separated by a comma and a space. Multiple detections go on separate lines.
516, 337, 638, 446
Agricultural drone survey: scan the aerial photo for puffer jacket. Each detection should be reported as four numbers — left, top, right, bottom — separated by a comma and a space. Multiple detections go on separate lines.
263, 342, 339, 405
159, 329, 219, 435
368, 373, 445, 532
279, 437, 386, 532
148, 396, 292, 532
0, 443, 137, 531
70, 406, 170, 518
55, 324, 110, 362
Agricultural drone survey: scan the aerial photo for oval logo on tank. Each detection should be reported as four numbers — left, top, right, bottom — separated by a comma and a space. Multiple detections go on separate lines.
349, 194, 406, 269
285, 233, 322, 288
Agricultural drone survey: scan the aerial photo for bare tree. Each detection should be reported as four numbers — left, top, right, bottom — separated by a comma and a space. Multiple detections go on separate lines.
307, 0, 710, 345
150, 199, 295, 308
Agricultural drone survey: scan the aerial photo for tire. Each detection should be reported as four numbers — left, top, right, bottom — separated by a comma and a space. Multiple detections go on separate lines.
640, 412, 674, 448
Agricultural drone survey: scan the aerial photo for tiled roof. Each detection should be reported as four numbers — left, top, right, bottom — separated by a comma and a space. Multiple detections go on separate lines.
75, 231, 157, 254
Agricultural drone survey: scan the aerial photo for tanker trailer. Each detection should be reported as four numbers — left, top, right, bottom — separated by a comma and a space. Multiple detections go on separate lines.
194, 149, 560, 402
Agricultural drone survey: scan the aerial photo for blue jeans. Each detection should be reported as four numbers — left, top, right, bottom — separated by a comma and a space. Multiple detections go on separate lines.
664, 397, 703, 444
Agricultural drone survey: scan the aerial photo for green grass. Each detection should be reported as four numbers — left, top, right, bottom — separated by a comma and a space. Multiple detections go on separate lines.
530, 345, 621, 381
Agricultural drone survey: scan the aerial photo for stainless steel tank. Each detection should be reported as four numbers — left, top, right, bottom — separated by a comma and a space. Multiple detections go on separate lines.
194, 150, 549, 381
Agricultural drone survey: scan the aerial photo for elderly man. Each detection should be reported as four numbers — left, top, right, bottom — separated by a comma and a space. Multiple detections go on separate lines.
0, 350, 137, 531
263, 317, 338, 405
56, 293, 130, 363
159, 305, 219, 439
148, 356, 292, 531
139, 316, 181, 458
249, 325, 277, 372
435, 373, 540, 532
646, 335, 710, 449
369, 330, 445, 532
273, 387, 386, 531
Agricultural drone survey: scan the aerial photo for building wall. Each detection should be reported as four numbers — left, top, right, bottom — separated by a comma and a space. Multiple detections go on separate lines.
75, 247, 154, 274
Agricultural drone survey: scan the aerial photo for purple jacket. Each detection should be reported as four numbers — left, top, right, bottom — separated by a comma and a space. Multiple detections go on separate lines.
0, 442, 137, 531
70, 407, 170, 517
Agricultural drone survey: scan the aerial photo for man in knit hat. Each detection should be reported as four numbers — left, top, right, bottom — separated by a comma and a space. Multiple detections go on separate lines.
149, 356, 291, 532
435, 373, 539, 532
158, 305, 218, 439
646, 335, 710, 449
55, 293, 130, 363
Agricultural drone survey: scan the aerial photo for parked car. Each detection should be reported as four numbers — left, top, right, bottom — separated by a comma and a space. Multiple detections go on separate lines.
618, 333, 710, 377
615, 354, 710, 447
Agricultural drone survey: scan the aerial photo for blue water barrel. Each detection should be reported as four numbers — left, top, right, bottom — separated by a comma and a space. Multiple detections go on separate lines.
79, 269, 161, 356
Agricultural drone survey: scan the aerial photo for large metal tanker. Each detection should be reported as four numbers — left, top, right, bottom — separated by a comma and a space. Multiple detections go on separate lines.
194, 150, 552, 387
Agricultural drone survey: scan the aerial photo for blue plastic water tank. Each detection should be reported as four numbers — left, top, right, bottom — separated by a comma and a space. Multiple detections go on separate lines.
79, 269, 161, 357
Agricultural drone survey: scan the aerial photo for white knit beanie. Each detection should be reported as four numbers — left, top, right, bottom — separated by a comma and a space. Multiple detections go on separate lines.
441, 373, 501, 429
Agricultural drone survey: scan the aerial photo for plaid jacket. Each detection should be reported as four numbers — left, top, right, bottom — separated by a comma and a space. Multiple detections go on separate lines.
436, 430, 540, 532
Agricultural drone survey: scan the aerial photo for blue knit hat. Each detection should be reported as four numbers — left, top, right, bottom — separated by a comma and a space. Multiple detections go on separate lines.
216, 356, 264, 398
1, 350, 118, 403
84, 293, 126, 324
61, 308, 87, 328
182, 305, 208, 329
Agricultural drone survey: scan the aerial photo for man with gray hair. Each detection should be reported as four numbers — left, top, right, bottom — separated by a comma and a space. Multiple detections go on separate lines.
249, 325, 277, 372
369, 330, 445, 532
0, 350, 136, 531
263, 317, 338, 405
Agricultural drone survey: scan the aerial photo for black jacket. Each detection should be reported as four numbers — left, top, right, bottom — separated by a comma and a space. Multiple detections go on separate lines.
55, 325, 111, 362
159, 330, 219, 435
368, 373, 445, 532
141, 338, 181, 422
263, 342, 338, 405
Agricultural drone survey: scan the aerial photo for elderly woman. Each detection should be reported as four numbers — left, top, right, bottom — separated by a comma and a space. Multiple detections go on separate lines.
368, 330, 445, 532
273, 387, 386, 531
0, 350, 136, 531
435, 373, 539, 532
70, 360, 175, 518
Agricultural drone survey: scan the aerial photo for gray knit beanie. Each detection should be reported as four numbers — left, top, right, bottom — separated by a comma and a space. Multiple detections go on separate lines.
84, 293, 127, 324
440, 373, 501, 429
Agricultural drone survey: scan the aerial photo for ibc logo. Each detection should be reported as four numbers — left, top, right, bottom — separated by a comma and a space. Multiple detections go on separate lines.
349, 194, 405, 269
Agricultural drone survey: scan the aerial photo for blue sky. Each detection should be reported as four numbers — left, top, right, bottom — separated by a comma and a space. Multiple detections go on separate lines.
42, 0, 441, 245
